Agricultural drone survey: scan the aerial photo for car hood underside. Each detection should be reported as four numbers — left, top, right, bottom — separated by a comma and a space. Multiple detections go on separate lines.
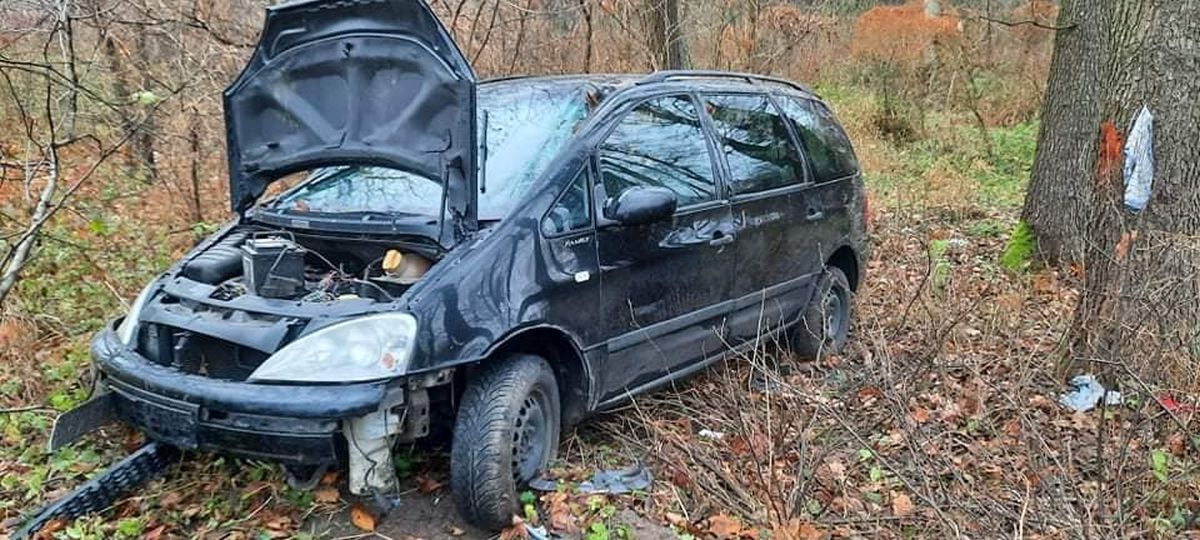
223, 0, 479, 245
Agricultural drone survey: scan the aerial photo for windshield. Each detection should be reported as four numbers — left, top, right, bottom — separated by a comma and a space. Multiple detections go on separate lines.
269, 81, 591, 221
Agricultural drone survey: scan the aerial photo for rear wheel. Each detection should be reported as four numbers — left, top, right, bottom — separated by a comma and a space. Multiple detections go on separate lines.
789, 266, 852, 360
451, 354, 561, 531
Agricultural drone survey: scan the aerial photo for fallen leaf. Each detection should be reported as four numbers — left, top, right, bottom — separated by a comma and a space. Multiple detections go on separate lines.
416, 474, 446, 494
1168, 433, 1186, 457
34, 520, 65, 540
499, 516, 528, 540
669, 467, 692, 488
262, 514, 293, 531
448, 526, 466, 536
350, 503, 377, 532
320, 471, 340, 485
159, 491, 184, 509
773, 519, 825, 540
142, 524, 166, 540
892, 492, 914, 517
910, 407, 931, 424
313, 486, 340, 503
665, 512, 689, 529
708, 514, 743, 539
1115, 230, 1138, 262
856, 386, 883, 403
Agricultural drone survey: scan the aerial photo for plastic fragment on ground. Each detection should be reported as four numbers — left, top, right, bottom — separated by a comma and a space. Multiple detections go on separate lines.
1058, 374, 1122, 412
698, 429, 726, 441
529, 461, 653, 494
1123, 105, 1154, 213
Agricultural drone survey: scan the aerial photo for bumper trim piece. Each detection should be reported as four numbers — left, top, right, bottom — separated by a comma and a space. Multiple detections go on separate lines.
49, 391, 117, 453
14, 443, 179, 540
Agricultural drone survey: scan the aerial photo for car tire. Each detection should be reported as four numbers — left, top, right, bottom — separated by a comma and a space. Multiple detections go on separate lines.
451, 354, 561, 531
789, 266, 852, 360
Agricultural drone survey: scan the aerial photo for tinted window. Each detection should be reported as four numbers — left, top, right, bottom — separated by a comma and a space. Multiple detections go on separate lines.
599, 96, 717, 207
703, 94, 805, 195
542, 171, 591, 235
778, 98, 859, 183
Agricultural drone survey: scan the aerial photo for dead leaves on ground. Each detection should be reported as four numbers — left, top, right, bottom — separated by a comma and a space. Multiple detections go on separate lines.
349, 502, 377, 532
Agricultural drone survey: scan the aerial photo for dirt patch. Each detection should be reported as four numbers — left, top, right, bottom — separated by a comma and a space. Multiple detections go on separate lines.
303, 488, 488, 540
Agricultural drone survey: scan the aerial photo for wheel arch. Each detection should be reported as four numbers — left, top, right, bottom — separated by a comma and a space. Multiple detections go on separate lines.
827, 245, 861, 292
478, 325, 593, 427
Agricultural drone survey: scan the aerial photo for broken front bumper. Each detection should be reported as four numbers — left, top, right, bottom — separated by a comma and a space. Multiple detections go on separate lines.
90, 325, 388, 465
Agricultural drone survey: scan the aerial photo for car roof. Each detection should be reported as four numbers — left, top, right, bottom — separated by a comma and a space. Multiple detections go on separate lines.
480, 71, 820, 101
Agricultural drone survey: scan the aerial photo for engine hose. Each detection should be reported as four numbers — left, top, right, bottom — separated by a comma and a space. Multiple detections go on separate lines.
12, 443, 180, 540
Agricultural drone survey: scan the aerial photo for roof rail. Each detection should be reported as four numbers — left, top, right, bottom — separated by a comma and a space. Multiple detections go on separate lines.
636, 70, 815, 95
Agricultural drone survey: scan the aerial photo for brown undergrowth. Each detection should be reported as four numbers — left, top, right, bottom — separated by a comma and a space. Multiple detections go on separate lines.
556, 206, 1200, 539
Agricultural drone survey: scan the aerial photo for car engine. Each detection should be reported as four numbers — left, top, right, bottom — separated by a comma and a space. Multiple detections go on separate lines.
180, 228, 434, 304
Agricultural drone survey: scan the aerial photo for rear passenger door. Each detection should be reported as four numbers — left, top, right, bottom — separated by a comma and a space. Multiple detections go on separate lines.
592, 95, 737, 402
699, 93, 815, 345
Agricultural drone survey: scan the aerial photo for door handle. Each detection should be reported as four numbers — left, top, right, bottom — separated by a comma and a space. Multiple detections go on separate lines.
805, 210, 825, 222
709, 234, 736, 247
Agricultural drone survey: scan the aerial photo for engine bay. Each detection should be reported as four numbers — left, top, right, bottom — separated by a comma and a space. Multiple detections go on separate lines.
180, 227, 436, 304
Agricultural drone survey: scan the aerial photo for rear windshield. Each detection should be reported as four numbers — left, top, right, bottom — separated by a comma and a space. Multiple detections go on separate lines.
269, 81, 590, 220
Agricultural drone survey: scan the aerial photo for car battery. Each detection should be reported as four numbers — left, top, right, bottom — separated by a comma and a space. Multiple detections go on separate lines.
241, 237, 306, 299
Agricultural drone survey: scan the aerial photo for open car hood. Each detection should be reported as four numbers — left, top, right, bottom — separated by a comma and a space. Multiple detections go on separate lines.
224, 0, 478, 242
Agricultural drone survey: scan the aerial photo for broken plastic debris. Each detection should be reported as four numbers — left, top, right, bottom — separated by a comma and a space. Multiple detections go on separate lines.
749, 370, 784, 395
1123, 105, 1154, 212
698, 429, 726, 441
529, 462, 653, 494
1058, 375, 1122, 412
523, 525, 551, 540
1157, 394, 1197, 414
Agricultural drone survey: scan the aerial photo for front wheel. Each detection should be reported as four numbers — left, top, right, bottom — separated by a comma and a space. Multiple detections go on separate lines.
788, 266, 852, 360
451, 354, 561, 531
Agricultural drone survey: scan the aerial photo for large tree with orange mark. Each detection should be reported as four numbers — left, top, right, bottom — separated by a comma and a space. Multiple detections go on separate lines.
1022, 0, 1200, 381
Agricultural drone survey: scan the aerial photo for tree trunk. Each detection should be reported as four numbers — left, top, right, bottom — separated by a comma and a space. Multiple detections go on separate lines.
1067, 0, 1200, 387
1018, 0, 1102, 264
646, 0, 689, 70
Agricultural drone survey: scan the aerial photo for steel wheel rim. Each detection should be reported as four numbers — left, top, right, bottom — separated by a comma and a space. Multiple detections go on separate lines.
823, 285, 847, 340
511, 388, 550, 484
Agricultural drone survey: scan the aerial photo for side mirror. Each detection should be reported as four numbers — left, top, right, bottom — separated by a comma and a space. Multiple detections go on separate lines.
603, 187, 677, 226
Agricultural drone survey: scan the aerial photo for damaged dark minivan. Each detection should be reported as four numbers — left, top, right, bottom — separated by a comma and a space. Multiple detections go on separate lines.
66, 0, 867, 529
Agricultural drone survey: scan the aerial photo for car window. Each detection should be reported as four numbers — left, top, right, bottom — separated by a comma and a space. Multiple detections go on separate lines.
542, 171, 591, 235
702, 94, 805, 195
598, 95, 717, 207
777, 97, 859, 183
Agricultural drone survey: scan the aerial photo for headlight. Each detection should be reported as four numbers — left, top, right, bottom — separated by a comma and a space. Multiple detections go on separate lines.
248, 313, 418, 383
116, 284, 156, 346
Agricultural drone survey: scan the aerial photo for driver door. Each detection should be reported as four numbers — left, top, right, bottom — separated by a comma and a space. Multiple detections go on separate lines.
591, 95, 737, 403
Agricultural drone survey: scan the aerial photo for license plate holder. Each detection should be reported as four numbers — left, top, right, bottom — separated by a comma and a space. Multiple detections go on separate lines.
112, 387, 200, 449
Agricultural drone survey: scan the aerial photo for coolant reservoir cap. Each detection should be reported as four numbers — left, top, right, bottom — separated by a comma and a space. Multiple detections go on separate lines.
382, 250, 404, 273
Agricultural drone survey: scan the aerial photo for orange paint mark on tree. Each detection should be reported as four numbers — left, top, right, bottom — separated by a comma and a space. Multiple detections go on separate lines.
1097, 120, 1124, 180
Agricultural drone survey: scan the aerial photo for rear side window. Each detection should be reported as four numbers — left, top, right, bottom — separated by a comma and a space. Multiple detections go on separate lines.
778, 98, 859, 183
598, 96, 717, 207
702, 94, 805, 195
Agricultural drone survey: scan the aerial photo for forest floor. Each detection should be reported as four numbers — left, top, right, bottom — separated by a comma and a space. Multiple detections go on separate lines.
3, 86, 1200, 539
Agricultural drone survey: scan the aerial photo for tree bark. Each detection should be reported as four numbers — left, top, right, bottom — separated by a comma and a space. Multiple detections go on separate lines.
1019, 0, 1102, 264
646, 0, 689, 70
1067, 0, 1200, 385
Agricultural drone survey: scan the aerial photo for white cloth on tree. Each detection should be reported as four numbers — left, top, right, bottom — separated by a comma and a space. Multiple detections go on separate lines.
1123, 105, 1155, 213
